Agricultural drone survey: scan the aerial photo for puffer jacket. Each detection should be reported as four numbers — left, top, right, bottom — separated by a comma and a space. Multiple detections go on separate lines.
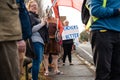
0, 0, 22, 41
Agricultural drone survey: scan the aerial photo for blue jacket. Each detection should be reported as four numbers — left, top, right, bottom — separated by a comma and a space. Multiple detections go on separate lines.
90, 0, 120, 31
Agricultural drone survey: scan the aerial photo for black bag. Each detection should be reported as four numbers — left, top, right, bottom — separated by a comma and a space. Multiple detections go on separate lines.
26, 39, 36, 59
38, 23, 49, 43
81, 0, 90, 25
55, 30, 62, 42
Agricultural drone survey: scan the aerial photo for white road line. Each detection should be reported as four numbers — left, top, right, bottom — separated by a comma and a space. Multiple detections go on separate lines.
79, 46, 93, 59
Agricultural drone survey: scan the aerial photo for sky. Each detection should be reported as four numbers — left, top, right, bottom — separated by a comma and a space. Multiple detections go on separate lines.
42, 0, 85, 33
59, 6, 85, 33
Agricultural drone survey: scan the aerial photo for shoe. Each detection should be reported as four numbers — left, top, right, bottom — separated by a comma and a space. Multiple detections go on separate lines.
44, 71, 49, 76
55, 71, 63, 75
63, 63, 65, 66
69, 63, 74, 65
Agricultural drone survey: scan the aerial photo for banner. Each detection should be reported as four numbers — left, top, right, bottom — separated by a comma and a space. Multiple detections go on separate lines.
62, 25, 79, 40
51, 0, 63, 34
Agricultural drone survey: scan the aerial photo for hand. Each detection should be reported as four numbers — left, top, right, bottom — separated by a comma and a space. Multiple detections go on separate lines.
111, 8, 120, 16
41, 18, 47, 25
17, 40, 26, 53
118, 8, 120, 12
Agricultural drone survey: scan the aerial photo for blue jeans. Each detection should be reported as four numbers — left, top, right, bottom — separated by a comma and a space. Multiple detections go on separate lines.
32, 42, 44, 80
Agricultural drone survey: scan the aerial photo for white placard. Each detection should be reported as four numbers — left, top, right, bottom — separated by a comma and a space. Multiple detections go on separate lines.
62, 25, 79, 40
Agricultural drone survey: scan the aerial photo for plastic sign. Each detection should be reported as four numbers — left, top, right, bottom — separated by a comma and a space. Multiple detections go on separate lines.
62, 25, 79, 40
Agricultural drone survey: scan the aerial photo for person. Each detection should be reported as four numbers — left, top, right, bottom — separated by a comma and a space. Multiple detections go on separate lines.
0, 0, 22, 80
88, 0, 120, 80
26, 0, 47, 80
62, 20, 74, 66
17, 40, 26, 78
43, 15, 63, 76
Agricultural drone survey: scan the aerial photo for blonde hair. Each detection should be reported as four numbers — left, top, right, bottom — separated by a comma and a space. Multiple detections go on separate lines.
26, 0, 37, 11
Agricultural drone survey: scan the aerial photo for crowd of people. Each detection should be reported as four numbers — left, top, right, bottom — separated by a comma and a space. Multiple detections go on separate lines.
2, 0, 120, 80
0, 0, 74, 80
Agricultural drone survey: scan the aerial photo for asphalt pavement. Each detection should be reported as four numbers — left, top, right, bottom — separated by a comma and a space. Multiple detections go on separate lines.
76, 42, 93, 64
47, 52, 95, 80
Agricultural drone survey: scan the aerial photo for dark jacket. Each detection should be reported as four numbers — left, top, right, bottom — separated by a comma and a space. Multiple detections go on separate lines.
90, 0, 120, 31
29, 12, 49, 43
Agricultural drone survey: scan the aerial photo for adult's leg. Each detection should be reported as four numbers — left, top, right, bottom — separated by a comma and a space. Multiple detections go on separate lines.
0, 41, 20, 80
52, 54, 63, 74
90, 31, 113, 80
19, 52, 25, 76
43, 43, 50, 75
62, 44, 68, 64
32, 42, 44, 80
110, 33, 120, 80
52, 55, 59, 72
17, 40, 26, 77
43, 54, 49, 75
67, 43, 73, 64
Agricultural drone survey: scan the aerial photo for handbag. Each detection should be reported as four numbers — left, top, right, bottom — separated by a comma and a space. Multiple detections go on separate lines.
26, 39, 36, 59
55, 30, 62, 43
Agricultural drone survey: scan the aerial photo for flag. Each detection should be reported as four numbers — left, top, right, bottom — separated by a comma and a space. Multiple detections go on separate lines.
56, 0, 83, 12
51, 0, 63, 34
51, 0, 59, 18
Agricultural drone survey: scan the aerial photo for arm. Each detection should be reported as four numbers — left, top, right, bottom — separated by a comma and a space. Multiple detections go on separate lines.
32, 21, 46, 33
29, 13, 46, 32
90, 0, 120, 18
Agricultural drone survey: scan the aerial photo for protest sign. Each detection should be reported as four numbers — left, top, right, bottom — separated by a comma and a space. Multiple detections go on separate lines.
62, 25, 79, 40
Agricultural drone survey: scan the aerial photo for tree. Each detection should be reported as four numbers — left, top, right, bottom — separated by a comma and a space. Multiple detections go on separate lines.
79, 30, 90, 42
36, 0, 44, 17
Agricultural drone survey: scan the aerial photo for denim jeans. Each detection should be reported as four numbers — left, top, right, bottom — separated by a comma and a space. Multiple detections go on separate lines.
32, 42, 44, 80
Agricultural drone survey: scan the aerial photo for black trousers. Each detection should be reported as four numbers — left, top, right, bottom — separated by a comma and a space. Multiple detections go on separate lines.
62, 43, 73, 63
90, 30, 120, 80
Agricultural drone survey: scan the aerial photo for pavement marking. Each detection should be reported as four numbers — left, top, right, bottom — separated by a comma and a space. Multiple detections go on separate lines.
76, 54, 95, 72
78, 46, 93, 59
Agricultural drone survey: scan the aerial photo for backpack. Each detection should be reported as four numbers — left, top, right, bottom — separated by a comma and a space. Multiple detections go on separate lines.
81, 0, 107, 30
17, 0, 32, 40
81, 0, 90, 25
